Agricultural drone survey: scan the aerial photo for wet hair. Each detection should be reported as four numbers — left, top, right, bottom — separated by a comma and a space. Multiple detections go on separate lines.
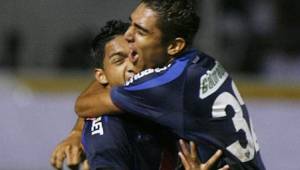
140, 0, 200, 47
92, 20, 130, 67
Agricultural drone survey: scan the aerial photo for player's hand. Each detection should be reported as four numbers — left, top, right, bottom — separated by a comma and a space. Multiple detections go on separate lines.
50, 131, 89, 170
178, 139, 230, 170
82, 159, 90, 170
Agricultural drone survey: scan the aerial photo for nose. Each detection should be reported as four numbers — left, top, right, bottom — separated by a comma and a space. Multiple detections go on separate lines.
124, 25, 134, 43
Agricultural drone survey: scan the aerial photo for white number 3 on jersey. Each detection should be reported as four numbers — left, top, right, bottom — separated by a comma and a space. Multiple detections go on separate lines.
211, 81, 259, 162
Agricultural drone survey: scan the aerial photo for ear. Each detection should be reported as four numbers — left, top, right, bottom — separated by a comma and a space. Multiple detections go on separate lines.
167, 38, 186, 56
94, 68, 108, 85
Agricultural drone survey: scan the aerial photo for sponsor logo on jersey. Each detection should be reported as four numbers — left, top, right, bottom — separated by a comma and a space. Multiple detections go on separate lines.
125, 64, 171, 86
199, 62, 228, 99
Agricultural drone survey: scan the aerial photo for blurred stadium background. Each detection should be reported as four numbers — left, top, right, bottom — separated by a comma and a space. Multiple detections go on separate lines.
0, 0, 299, 169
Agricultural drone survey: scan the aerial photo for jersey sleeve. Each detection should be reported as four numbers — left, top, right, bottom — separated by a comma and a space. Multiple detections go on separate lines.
111, 85, 167, 120
111, 50, 195, 125
110, 61, 188, 121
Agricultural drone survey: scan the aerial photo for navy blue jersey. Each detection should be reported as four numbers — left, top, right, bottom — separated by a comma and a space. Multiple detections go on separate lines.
82, 115, 165, 170
111, 49, 265, 170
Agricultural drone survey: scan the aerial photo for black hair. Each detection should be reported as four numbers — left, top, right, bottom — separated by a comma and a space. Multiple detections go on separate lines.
92, 20, 130, 67
140, 0, 200, 47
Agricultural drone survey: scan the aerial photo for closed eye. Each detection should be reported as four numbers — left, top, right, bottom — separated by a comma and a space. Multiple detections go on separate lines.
137, 29, 146, 36
110, 55, 125, 65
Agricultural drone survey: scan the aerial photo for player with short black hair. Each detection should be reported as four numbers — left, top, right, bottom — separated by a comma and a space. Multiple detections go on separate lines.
91, 20, 130, 68
52, 18, 228, 170
76, 0, 265, 169
84, 20, 172, 170
53, 20, 166, 170
140, 0, 200, 46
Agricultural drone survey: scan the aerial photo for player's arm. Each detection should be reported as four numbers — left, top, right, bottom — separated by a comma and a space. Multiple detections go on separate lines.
50, 118, 88, 170
75, 80, 121, 118
179, 139, 230, 170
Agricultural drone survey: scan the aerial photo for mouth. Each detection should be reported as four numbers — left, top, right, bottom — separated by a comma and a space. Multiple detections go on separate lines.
129, 48, 139, 63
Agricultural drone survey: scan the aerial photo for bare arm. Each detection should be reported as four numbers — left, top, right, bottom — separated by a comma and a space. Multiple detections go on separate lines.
71, 117, 85, 132
75, 80, 121, 118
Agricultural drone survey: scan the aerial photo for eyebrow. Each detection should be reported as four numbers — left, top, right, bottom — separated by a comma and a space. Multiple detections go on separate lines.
108, 52, 126, 59
129, 16, 150, 33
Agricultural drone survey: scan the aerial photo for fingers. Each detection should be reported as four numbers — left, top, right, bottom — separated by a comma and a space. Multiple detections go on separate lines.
51, 148, 66, 170
218, 164, 230, 170
179, 151, 190, 170
178, 139, 229, 170
50, 149, 57, 167
51, 144, 83, 170
205, 150, 222, 169
50, 143, 82, 170
82, 159, 90, 170
72, 146, 81, 164
179, 139, 190, 157
190, 141, 198, 161
179, 139, 201, 170
65, 145, 82, 167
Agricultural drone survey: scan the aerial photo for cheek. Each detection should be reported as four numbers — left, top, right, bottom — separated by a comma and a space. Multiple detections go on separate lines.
139, 39, 160, 56
110, 67, 126, 84
145, 43, 165, 65
135, 36, 165, 68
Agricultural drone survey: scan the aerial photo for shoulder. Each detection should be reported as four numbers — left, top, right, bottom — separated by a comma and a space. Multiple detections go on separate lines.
123, 49, 201, 91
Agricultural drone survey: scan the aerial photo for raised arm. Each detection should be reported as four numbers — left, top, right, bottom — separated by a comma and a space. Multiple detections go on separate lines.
75, 80, 121, 118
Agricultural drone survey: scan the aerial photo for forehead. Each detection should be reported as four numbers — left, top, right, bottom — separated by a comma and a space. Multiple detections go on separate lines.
104, 35, 129, 56
131, 3, 160, 30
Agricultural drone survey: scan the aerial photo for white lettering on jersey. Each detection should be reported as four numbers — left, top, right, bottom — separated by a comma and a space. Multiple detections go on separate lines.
91, 117, 104, 135
125, 64, 171, 86
199, 62, 228, 99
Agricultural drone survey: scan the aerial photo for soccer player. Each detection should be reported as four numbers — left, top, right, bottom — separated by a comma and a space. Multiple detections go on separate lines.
51, 20, 226, 170
52, 20, 166, 170
75, 0, 265, 169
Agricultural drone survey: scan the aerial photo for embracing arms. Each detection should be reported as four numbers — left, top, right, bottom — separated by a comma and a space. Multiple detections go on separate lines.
75, 81, 121, 118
